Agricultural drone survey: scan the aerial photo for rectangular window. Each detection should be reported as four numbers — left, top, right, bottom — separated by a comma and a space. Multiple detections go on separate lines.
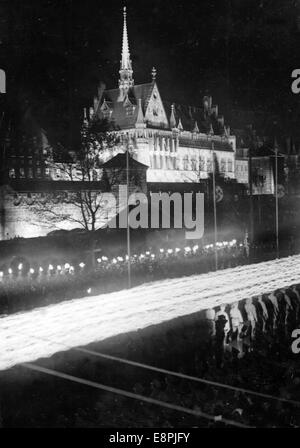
126, 106, 134, 116
220, 159, 226, 172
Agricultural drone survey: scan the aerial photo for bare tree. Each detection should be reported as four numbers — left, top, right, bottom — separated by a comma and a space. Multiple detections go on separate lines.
33, 118, 122, 232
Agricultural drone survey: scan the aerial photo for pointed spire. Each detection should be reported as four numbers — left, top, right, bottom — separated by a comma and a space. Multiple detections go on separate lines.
121, 7, 130, 70
177, 118, 183, 131
135, 98, 146, 128
83, 108, 88, 125
89, 107, 94, 120
209, 123, 214, 135
119, 6, 134, 91
169, 104, 176, 128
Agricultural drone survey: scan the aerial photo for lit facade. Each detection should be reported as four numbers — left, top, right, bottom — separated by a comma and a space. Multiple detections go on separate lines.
87, 7, 237, 184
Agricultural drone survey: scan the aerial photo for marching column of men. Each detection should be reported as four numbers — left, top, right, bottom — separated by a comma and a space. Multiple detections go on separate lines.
203, 285, 300, 367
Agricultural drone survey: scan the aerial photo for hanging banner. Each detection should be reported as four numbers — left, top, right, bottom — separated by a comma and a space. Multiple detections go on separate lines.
251, 157, 274, 195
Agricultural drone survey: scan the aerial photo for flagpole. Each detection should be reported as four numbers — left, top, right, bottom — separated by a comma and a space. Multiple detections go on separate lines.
275, 139, 279, 258
248, 145, 254, 260
212, 141, 218, 270
126, 138, 131, 288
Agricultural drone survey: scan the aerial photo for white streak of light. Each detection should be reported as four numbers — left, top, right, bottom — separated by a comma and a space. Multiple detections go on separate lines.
0, 255, 299, 371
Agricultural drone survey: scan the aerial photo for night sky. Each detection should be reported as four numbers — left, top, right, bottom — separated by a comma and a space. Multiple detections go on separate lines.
1, 0, 300, 147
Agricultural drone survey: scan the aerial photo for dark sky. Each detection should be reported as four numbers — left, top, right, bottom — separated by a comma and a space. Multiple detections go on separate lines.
1, 0, 300, 146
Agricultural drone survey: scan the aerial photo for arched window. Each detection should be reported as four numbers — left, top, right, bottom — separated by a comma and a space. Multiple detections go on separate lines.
199, 156, 205, 171
160, 154, 164, 169
191, 158, 197, 171
150, 154, 155, 169
153, 135, 158, 151
160, 137, 164, 151
183, 155, 189, 170
168, 156, 175, 170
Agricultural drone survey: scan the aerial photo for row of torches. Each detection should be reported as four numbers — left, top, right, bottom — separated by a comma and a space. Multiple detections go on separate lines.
0, 239, 241, 279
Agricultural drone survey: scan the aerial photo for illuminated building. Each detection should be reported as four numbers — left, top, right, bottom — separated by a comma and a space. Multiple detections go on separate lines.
87, 7, 237, 184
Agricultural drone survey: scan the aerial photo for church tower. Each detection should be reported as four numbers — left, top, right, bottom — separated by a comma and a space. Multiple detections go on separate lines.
119, 7, 134, 92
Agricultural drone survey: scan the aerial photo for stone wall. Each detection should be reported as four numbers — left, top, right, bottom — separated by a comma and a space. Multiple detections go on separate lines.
0, 186, 130, 240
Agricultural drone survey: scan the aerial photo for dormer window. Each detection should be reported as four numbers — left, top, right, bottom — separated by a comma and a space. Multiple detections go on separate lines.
100, 100, 112, 120
103, 108, 112, 120
123, 95, 135, 117
126, 105, 135, 116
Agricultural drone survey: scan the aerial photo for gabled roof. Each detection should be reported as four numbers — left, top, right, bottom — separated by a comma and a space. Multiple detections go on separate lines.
95, 76, 232, 147
101, 152, 149, 169
97, 83, 155, 130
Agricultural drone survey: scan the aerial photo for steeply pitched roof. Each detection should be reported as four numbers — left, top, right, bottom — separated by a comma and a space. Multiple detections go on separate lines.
101, 152, 148, 169
96, 81, 231, 149
97, 83, 155, 130
178, 136, 233, 152
163, 100, 227, 136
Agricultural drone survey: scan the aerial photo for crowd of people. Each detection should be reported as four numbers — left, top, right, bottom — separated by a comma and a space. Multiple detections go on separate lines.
0, 239, 288, 315
0, 240, 248, 314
